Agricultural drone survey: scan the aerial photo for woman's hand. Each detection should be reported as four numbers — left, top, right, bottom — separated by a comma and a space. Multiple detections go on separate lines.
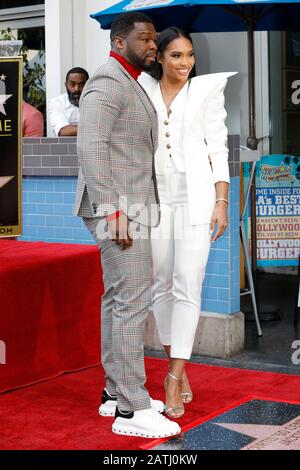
210, 201, 228, 241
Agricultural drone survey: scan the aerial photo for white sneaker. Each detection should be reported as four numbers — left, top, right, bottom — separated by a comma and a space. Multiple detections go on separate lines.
112, 407, 181, 438
99, 389, 165, 416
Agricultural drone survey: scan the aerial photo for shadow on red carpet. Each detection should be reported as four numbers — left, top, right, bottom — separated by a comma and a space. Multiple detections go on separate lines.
1, 357, 300, 450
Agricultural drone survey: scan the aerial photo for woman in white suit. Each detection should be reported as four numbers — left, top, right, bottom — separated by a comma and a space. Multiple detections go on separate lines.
139, 27, 236, 419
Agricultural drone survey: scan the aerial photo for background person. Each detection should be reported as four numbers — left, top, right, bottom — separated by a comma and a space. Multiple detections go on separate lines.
22, 100, 44, 137
48, 67, 89, 136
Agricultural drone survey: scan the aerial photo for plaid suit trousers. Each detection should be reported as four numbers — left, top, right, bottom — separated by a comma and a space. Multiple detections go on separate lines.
84, 217, 152, 412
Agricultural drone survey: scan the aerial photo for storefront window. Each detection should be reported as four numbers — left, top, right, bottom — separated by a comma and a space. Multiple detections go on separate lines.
282, 32, 300, 156
269, 31, 300, 156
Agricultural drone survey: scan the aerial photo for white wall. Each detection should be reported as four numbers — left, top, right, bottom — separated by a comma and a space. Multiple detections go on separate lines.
192, 32, 246, 140
85, 0, 117, 73
45, 0, 73, 134
192, 31, 269, 150
45, 0, 115, 99
45, 0, 86, 95
73, 0, 87, 69
45, 0, 62, 103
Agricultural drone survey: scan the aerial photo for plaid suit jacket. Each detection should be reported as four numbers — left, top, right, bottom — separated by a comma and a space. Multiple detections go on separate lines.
74, 57, 160, 227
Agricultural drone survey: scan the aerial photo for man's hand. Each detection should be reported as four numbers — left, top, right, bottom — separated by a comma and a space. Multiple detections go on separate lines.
108, 212, 133, 250
210, 201, 228, 242
58, 125, 78, 136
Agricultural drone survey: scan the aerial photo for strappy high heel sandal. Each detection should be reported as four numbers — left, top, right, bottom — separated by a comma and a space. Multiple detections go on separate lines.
164, 372, 185, 419
180, 369, 193, 404
181, 377, 193, 404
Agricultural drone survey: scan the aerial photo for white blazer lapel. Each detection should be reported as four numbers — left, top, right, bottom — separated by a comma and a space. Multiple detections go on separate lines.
184, 72, 238, 131
138, 72, 157, 98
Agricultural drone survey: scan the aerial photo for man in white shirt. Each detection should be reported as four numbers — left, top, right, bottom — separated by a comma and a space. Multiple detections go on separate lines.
48, 67, 89, 136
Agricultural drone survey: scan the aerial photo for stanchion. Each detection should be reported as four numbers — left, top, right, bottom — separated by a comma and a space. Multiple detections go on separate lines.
240, 150, 262, 337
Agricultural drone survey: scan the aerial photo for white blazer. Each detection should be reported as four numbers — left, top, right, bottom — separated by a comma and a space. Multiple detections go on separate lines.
138, 71, 237, 225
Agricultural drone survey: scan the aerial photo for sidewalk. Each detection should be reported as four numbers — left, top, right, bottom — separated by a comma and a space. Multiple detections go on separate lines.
146, 272, 300, 375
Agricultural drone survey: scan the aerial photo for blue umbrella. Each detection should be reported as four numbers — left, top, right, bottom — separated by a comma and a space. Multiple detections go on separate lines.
92, 0, 300, 150
92, 1, 300, 33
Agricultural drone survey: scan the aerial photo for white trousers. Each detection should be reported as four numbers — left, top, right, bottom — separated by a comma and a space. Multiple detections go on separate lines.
151, 160, 211, 360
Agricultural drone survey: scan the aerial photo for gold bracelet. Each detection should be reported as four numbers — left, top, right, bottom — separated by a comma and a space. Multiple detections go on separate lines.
216, 198, 229, 205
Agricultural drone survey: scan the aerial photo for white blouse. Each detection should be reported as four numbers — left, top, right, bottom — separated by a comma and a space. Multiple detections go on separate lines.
48, 93, 80, 137
152, 81, 189, 175
139, 70, 236, 225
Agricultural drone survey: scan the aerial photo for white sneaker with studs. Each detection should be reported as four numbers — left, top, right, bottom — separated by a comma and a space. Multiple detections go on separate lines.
112, 407, 181, 438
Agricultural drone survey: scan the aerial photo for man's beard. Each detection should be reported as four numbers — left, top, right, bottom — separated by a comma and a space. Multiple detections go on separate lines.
126, 47, 155, 72
67, 90, 81, 107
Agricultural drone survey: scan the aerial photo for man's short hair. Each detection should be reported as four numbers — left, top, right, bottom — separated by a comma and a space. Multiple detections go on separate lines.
110, 12, 154, 42
66, 67, 89, 82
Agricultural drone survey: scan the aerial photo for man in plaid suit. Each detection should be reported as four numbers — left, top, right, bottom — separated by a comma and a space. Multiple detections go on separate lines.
75, 12, 180, 438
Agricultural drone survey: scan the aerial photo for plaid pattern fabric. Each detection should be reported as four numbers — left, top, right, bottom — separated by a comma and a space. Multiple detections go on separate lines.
76, 58, 160, 411
84, 217, 152, 412
74, 58, 160, 227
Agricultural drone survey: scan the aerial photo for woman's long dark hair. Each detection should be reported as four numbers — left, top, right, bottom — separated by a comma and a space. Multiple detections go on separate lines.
151, 27, 196, 80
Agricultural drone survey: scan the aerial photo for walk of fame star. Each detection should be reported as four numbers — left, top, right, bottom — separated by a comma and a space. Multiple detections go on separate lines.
152, 399, 300, 451
0, 93, 12, 116
216, 414, 300, 450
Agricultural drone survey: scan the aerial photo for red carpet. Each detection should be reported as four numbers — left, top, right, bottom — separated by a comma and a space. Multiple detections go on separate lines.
1, 357, 300, 450
0, 240, 102, 393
